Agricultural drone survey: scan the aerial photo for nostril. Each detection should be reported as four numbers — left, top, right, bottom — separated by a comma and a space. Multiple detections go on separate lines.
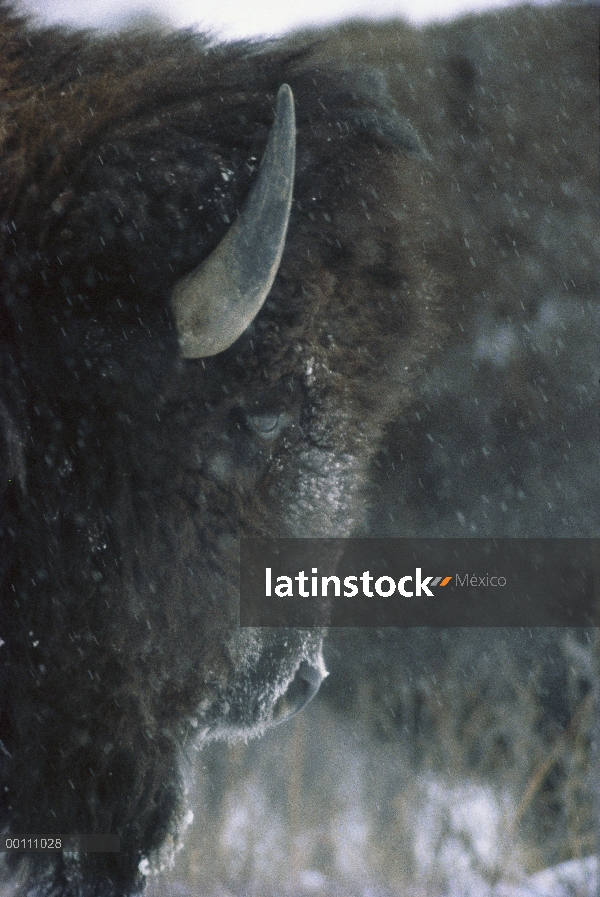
295, 661, 322, 701
272, 661, 323, 723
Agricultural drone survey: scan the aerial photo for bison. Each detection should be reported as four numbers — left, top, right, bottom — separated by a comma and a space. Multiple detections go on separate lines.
0, 2, 450, 894
2, 1, 597, 894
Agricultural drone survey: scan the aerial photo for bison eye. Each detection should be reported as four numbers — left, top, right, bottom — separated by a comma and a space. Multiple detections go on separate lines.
246, 412, 283, 438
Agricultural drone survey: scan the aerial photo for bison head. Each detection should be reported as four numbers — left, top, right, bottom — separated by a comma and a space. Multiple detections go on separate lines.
0, 10, 446, 896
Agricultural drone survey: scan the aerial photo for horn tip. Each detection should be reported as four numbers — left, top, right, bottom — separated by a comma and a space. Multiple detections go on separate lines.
277, 83, 294, 108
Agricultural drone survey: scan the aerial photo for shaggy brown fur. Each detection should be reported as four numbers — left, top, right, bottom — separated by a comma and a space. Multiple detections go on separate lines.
0, 4, 454, 896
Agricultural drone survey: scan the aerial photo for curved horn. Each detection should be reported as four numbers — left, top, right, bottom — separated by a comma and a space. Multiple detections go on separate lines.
171, 84, 296, 358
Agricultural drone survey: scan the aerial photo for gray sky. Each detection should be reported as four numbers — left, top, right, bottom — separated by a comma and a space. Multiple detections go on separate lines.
22, 0, 555, 39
